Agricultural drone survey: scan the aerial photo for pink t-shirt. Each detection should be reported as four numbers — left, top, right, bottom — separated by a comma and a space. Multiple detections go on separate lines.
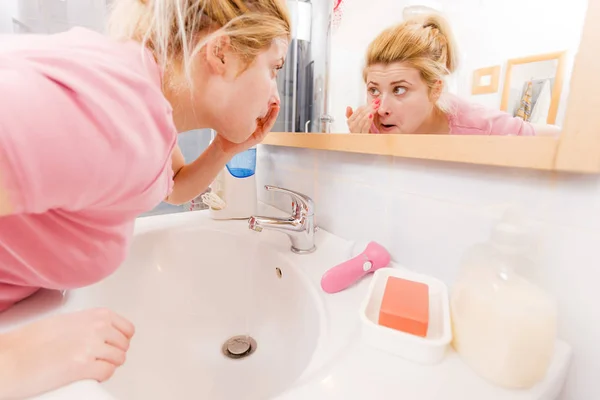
0, 28, 177, 311
445, 93, 536, 136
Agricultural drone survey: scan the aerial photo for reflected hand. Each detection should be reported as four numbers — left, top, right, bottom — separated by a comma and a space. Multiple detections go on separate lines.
346, 100, 380, 133
214, 104, 280, 156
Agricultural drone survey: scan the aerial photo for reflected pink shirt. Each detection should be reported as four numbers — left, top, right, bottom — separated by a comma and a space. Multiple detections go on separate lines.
369, 93, 536, 136
445, 93, 536, 136
0, 28, 177, 311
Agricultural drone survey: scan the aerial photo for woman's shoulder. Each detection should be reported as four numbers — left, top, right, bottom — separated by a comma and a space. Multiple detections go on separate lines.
1, 27, 163, 91
0, 28, 177, 214
0, 27, 175, 143
444, 93, 535, 136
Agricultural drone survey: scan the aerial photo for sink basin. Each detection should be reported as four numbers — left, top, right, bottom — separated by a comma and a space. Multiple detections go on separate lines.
0, 207, 572, 400
73, 227, 323, 400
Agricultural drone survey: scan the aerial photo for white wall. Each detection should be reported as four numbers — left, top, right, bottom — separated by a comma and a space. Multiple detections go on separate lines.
4, 0, 107, 34
0, 1, 18, 34
448, 0, 587, 126
329, 0, 587, 131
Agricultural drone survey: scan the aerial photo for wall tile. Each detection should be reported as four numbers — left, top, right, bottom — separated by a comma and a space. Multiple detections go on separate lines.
261, 145, 316, 172
316, 149, 392, 185
532, 222, 600, 400
315, 174, 392, 251
387, 193, 495, 284
267, 167, 317, 215
390, 157, 550, 212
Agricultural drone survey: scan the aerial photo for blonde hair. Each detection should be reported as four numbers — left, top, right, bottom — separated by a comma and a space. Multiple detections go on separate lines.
108, 0, 291, 85
364, 14, 458, 111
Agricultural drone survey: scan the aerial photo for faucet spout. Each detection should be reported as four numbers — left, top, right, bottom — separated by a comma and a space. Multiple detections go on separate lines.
248, 186, 317, 254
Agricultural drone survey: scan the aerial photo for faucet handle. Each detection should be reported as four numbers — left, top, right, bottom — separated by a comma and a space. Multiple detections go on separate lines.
264, 185, 315, 217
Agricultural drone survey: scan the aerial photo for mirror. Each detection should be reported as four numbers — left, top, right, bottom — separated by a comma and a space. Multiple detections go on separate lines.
272, 0, 331, 133
317, 0, 587, 137
264, 0, 600, 172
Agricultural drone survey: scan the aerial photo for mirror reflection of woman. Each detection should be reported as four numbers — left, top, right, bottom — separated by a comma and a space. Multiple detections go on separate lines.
346, 14, 560, 137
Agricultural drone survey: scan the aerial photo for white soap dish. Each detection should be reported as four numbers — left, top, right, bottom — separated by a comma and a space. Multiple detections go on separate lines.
359, 267, 453, 365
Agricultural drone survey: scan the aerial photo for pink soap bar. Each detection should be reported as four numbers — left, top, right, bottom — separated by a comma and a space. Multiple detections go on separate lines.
378, 276, 430, 337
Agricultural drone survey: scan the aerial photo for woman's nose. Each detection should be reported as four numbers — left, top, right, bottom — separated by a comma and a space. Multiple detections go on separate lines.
377, 98, 391, 116
271, 84, 281, 106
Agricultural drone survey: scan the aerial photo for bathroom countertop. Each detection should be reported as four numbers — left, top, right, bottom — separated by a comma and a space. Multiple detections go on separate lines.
277, 335, 571, 400
20, 205, 571, 400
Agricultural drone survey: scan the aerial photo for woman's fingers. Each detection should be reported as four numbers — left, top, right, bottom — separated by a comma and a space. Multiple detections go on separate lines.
345, 106, 354, 119
104, 327, 130, 352
351, 105, 376, 133
86, 360, 118, 383
360, 113, 373, 133
97, 343, 126, 366
347, 106, 368, 133
253, 104, 279, 143
261, 104, 280, 134
109, 312, 135, 339
354, 104, 372, 123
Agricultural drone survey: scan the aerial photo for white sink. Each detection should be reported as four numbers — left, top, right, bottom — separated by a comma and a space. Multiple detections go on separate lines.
0, 206, 572, 400
91, 227, 322, 400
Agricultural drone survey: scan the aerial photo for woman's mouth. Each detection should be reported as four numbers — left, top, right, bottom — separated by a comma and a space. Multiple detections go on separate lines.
379, 123, 397, 132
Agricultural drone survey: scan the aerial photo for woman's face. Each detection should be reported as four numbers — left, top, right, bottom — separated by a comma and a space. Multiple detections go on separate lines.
199, 38, 289, 143
366, 62, 437, 134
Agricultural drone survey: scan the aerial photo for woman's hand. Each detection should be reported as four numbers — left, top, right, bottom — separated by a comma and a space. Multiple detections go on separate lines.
346, 99, 380, 133
0, 308, 134, 399
166, 104, 280, 205
213, 104, 280, 156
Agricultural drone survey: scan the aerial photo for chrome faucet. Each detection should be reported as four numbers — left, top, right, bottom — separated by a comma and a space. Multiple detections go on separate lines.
248, 185, 316, 254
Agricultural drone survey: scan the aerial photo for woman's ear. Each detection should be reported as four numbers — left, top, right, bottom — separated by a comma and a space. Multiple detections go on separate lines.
430, 80, 444, 102
205, 35, 231, 75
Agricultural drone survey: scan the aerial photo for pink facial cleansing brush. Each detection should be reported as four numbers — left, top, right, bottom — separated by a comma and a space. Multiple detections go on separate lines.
321, 241, 391, 293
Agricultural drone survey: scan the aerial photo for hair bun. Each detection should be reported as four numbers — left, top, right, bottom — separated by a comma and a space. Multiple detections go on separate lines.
419, 14, 457, 74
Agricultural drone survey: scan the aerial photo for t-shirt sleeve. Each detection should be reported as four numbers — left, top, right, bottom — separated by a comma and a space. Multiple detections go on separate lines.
488, 110, 537, 136
0, 65, 114, 214
447, 94, 537, 136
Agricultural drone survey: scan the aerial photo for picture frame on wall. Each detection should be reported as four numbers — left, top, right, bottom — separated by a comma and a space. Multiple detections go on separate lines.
471, 65, 501, 95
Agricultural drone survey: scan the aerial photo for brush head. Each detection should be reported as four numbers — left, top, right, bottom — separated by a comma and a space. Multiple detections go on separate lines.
360, 241, 392, 270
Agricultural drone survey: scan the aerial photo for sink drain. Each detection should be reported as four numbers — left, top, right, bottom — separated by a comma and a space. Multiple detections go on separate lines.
222, 335, 257, 359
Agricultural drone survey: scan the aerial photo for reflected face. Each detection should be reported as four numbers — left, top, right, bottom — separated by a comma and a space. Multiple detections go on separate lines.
366, 62, 437, 134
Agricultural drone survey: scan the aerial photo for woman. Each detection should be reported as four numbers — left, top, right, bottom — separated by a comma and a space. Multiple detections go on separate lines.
0, 0, 290, 397
346, 14, 560, 137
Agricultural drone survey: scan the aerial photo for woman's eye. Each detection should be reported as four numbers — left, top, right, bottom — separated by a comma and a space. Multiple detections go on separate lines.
272, 65, 283, 77
394, 86, 407, 95
368, 87, 380, 96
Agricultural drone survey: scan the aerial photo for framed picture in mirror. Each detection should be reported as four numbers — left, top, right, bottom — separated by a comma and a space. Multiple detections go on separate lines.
472, 66, 501, 96
500, 52, 566, 126
264, 0, 600, 173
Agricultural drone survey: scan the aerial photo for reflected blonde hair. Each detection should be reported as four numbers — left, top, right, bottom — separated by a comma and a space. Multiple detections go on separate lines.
108, 0, 291, 85
364, 14, 458, 111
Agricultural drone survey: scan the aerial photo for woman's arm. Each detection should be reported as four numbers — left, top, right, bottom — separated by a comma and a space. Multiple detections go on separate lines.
165, 141, 231, 205
165, 104, 281, 206
532, 123, 562, 138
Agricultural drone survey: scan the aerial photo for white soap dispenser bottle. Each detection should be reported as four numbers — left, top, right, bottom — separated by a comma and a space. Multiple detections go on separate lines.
206, 145, 258, 220
450, 207, 557, 389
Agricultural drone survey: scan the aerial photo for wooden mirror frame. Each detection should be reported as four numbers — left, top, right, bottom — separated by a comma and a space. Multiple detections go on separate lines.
263, 0, 600, 174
